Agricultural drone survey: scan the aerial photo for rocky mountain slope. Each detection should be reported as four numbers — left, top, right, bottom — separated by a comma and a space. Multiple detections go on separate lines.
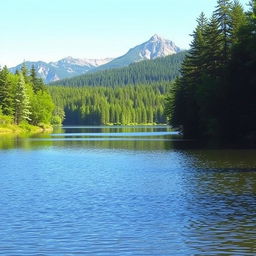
10, 34, 181, 83
92, 34, 181, 72
9, 57, 113, 83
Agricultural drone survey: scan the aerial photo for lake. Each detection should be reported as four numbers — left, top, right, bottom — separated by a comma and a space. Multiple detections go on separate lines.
0, 125, 256, 255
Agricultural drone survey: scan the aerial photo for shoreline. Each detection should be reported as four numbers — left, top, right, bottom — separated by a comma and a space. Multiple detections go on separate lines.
105, 123, 167, 126
0, 124, 53, 136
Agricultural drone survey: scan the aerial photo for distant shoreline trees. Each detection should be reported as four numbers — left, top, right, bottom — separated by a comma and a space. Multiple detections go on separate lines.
48, 50, 186, 126
49, 83, 170, 125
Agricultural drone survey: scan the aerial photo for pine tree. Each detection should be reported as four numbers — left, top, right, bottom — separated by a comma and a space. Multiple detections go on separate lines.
167, 13, 208, 137
0, 66, 14, 116
230, 0, 247, 44
222, 0, 256, 144
30, 66, 46, 92
165, 0, 256, 144
21, 63, 30, 83
30, 65, 37, 84
14, 74, 31, 124
214, 0, 233, 63
203, 16, 224, 75
186, 12, 208, 79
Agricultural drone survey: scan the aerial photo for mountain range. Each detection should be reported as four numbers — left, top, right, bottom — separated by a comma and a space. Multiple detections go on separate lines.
10, 34, 181, 83
9, 57, 113, 84
51, 51, 187, 87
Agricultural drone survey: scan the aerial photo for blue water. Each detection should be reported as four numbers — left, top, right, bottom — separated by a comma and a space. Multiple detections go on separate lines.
0, 126, 256, 255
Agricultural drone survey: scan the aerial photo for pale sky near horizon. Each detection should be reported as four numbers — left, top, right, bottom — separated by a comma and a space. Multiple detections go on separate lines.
0, 0, 250, 67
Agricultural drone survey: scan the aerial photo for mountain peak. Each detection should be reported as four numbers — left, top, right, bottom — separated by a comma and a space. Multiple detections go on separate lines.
93, 35, 181, 72
9, 35, 181, 83
58, 56, 76, 62
63, 56, 75, 60
149, 34, 163, 41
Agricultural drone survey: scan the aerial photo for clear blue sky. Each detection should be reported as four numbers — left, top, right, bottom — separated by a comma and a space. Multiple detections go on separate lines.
0, 0, 250, 67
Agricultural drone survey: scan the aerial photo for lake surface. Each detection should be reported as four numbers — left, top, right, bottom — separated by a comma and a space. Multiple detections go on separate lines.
0, 125, 256, 255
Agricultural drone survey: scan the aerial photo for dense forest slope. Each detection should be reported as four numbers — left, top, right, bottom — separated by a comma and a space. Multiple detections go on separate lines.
50, 52, 186, 87
49, 82, 172, 125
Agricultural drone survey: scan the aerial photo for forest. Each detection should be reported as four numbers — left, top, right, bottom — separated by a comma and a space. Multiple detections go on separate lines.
165, 0, 256, 145
0, 65, 59, 133
50, 51, 186, 87
49, 82, 171, 125
2, 49, 184, 128
3, 0, 255, 138
48, 50, 185, 126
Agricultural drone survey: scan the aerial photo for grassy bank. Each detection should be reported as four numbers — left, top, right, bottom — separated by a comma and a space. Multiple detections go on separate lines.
0, 115, 52, 135
0, 123, 53, 135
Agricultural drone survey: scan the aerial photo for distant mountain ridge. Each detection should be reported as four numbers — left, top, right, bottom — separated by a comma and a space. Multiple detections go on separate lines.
51, 51, 187, 87
10, 34, 181, 83
9, 57, 113, 84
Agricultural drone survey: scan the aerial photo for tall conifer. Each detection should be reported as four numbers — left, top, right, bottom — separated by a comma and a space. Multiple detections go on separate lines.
14, 74, 31, 124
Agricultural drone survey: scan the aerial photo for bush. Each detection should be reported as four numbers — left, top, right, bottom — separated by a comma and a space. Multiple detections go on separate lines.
0, 114, 13, 125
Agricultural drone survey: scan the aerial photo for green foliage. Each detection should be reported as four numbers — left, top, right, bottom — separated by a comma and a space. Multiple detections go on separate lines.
165, 0, 256, 145
30, 65, 46, 92
0, 109, 13, 125
48, 53, 185, 126
14, 74, 31, 124
51, 106, 65, 125
224, 0, 256, 143
21, 63, 30, 84
230, 0, 247, 43
50, 52, 186, 87
30, 91, 54, 125
49, 82, 172, 125
214, 0, 233, 62
0, 66, 14, 116
0, 64, 55, 128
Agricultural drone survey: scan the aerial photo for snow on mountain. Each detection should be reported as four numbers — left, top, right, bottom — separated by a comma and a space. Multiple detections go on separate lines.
93, 34, 181, 71
9, 35, 181, 83
9, 57, 113, 83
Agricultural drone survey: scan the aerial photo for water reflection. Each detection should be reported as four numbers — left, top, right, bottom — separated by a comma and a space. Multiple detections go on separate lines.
0, 126, 256, 255
1, 126, 256, 169
0, 126, 180, 151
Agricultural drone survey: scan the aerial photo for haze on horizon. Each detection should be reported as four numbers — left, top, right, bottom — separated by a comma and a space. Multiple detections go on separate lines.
0, 0, 250, 67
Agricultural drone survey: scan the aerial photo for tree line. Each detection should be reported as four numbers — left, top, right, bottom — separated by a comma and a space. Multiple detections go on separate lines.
49, 83, 171, 125
0, 65, 60, 128
50, 52, 186, 87
165, 0, 256, 145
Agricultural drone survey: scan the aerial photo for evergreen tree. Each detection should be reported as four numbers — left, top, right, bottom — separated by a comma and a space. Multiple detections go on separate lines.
21, 63, 30, 83
223, 0, 256, 144
167, 13, 208, 138
14, 74, 31, 124
0, 63, 55, 128
214, 0, 233, 63
165, 0, 256, 145
30, 66, 46, 92
30, 65, 37, 85
230, 0, 247, 44
0, 66, 14, 116
203, 16, 224, 75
